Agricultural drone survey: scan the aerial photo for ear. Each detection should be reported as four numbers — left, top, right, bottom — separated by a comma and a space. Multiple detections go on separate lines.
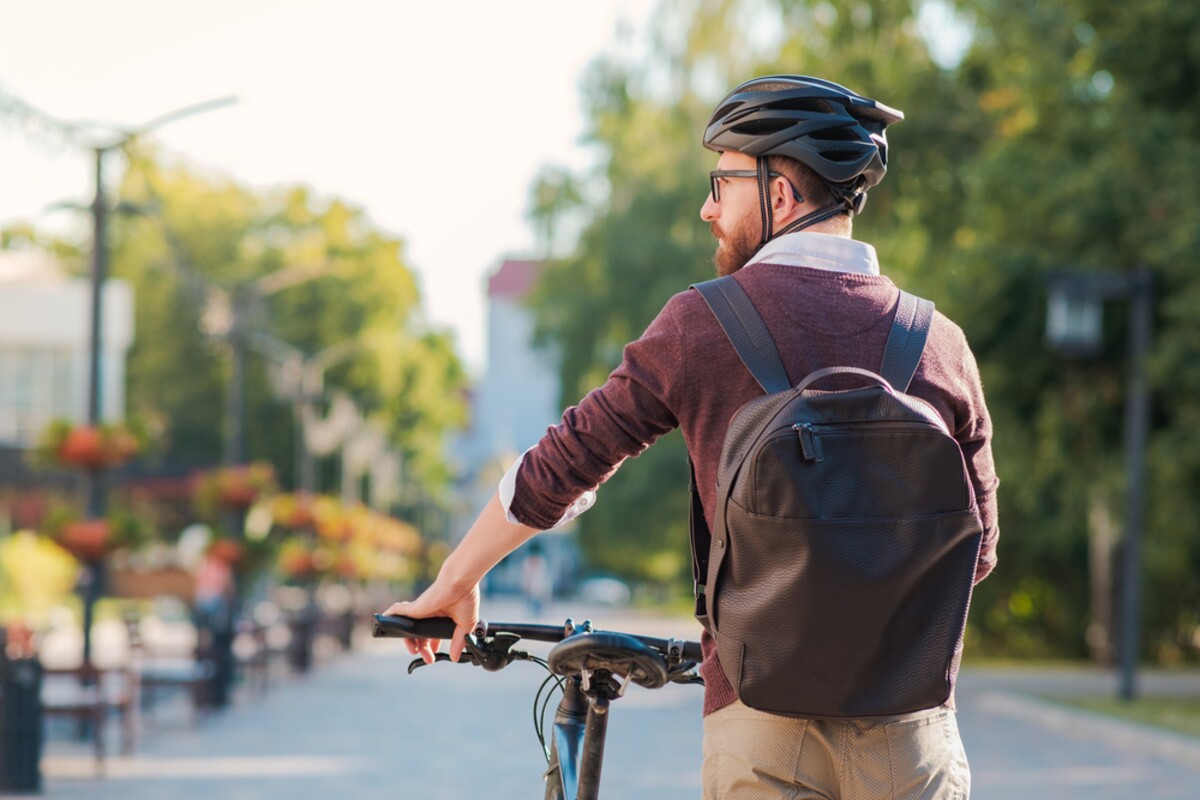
771, 175, 801, 215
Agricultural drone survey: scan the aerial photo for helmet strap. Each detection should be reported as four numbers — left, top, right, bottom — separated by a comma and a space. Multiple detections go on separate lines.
755, 158, 773, 248
753, 155, 849, 244
772, 203, 846, 238
751, 158, 850, 252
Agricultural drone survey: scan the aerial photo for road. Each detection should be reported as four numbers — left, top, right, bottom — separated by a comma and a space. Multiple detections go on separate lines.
31, 603, 1200, 799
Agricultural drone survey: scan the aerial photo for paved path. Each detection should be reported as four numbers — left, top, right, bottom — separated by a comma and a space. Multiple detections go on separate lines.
957, 667, 1200, 800
31, 603, 1200, 799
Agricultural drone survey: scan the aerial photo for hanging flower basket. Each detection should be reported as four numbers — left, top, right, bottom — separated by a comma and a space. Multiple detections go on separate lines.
193, 462, 277, 515
208, 537, 245, 565
216, 464, 272, 509
56, 519, 113, 562
279, 549, 317, 581
270, 492, 317, 531
33, 419, 148, 472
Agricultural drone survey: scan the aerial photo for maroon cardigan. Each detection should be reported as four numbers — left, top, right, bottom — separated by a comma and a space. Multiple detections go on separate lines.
509, 262, 1000, 715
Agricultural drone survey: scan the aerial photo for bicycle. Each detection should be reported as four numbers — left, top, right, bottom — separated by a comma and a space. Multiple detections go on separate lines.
372, 612, 704, 800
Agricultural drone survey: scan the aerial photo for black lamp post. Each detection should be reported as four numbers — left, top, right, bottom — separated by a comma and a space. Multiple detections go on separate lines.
72, 97, 237, 670
1045, 266, 1154, 701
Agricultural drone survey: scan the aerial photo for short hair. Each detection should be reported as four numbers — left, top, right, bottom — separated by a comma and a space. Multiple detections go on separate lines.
766, 155, 843, 214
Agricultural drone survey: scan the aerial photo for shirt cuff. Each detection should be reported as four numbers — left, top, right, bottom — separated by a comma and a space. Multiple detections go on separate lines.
498, 448, 597, 530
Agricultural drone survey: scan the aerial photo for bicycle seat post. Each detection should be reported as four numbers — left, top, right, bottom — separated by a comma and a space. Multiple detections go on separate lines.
577, 691, 611, 800
549, 675, 589, 797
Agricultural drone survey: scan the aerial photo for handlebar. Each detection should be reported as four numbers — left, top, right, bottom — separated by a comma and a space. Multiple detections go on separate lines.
372, 613, 704, 663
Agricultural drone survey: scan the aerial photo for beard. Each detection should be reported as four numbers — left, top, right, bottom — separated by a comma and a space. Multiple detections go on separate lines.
711, 214, 760, 277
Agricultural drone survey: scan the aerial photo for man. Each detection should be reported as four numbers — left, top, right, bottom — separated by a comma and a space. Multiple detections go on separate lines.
387, 75, 999, 799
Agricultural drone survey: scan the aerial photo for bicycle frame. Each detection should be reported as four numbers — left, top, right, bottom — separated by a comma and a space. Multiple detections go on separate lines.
371, 613, 702, 800
545, 675, 613, 800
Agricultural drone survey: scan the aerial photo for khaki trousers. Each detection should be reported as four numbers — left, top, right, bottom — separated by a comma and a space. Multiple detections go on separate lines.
702, 700, 970, 800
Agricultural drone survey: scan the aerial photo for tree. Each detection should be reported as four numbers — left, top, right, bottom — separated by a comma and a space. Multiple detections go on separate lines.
945, 0, 1200, 661
526, 0, 1200, 662
526, 0, 975, 592
107, 148, 467, 504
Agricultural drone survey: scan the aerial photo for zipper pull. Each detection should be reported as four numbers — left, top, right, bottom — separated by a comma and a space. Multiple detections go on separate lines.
794, 423, 823, 461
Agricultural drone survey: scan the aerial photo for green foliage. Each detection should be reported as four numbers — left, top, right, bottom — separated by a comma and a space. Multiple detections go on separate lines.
6, 147, 467, 516
526, 0, 1200, 662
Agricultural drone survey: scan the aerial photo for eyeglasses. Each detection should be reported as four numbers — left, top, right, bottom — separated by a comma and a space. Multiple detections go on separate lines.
709, 169, 802, 203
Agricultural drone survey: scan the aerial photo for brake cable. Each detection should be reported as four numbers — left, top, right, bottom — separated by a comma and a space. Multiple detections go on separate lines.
404, 629, 562, 763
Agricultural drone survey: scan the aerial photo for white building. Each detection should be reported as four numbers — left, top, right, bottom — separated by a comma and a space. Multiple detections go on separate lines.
0, 250, 134, 447
471, 259, 562, 463
451, 259, 577, 600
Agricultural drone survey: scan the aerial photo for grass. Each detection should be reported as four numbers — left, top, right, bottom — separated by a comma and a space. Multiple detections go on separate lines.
1046, 695, 1200, 739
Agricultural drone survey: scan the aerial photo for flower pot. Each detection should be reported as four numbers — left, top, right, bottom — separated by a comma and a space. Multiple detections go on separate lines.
208, 538, 244, 565
219, 484, 259, 509
57, 520, 111, 561
280, 551, 317, 580
57, 426, 108, 470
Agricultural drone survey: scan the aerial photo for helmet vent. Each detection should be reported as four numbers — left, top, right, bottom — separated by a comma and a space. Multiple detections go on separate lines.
820, 148, 865, 163
810, 128, 859, 142
773, 97, 836, 114
734, 119, 792, 136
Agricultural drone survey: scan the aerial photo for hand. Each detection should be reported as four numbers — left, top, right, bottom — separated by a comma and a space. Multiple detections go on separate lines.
383, 580, 480, 665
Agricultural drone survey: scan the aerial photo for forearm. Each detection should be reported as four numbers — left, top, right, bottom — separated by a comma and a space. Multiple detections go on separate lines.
438, 491, 541, 592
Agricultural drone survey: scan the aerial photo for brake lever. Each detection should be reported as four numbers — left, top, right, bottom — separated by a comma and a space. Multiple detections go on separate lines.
465, 632, 523, 671
407, 653, 461, 674
406, 632, 527, 674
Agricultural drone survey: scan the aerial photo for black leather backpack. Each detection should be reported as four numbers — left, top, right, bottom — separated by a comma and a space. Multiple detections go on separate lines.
689, 276, 983, 718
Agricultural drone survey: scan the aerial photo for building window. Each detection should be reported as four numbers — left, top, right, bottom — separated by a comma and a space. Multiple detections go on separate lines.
0, 347, 77, 447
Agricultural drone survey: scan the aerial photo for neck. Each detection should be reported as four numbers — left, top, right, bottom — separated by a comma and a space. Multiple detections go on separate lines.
772, 209, 852, 239
799, 215, 852, 237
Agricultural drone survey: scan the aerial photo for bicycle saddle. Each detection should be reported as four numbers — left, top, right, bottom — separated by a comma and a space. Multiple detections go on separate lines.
547, 631, 669, 690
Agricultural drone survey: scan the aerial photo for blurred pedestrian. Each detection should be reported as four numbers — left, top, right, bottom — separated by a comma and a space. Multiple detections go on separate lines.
520, 542, 551, 617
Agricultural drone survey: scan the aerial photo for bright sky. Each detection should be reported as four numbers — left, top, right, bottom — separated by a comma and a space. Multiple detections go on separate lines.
0, 0, 653, 377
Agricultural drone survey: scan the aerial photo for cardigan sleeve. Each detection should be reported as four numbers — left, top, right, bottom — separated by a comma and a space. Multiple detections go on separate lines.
507, 295, 685, 530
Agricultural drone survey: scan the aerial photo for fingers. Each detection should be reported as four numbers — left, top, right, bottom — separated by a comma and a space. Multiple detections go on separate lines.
400, 635, 440, 663
385, 598, 441, 664
449, 624, 469, 664
382, 582, 480, 665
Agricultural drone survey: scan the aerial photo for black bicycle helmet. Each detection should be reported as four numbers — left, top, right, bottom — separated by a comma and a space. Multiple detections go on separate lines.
704, 75, 903, 241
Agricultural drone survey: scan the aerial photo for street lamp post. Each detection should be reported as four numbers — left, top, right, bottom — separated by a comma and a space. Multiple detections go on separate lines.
68, 97, 237, 670
1045, 266, 1154, 701
194, 263, 334, 705
78, 146, 110, 671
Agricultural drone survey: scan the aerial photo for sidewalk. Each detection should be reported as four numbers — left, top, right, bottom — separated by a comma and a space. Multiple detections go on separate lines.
36, 601, 707, 800
30, 604, 1200, 799
956, 665, 1200, 799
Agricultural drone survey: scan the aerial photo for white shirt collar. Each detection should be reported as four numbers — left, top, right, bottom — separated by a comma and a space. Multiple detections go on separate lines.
744, 231, 880, 276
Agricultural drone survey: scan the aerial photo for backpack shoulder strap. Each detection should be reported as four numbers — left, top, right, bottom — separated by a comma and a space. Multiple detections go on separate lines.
687, 457, 712, 627
692, 277, 791, 394
879, 290, 935, 392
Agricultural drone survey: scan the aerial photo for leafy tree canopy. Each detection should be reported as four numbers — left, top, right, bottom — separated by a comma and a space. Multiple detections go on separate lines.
525, 0, 1200, 661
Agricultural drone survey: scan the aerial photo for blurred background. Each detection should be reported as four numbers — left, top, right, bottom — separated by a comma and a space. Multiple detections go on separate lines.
0, 0, 1198, 796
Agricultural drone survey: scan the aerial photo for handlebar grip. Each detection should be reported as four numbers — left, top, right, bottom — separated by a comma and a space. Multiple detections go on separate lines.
372, 613, 459, 641
682, 640, 703, 662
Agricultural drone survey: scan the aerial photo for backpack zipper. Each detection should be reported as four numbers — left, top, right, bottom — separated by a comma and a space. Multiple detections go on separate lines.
794, 423, 824, 461
792, 421, 942, 462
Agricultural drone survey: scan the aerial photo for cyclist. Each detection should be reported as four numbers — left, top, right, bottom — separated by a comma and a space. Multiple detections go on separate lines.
387, 74, 999, 799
